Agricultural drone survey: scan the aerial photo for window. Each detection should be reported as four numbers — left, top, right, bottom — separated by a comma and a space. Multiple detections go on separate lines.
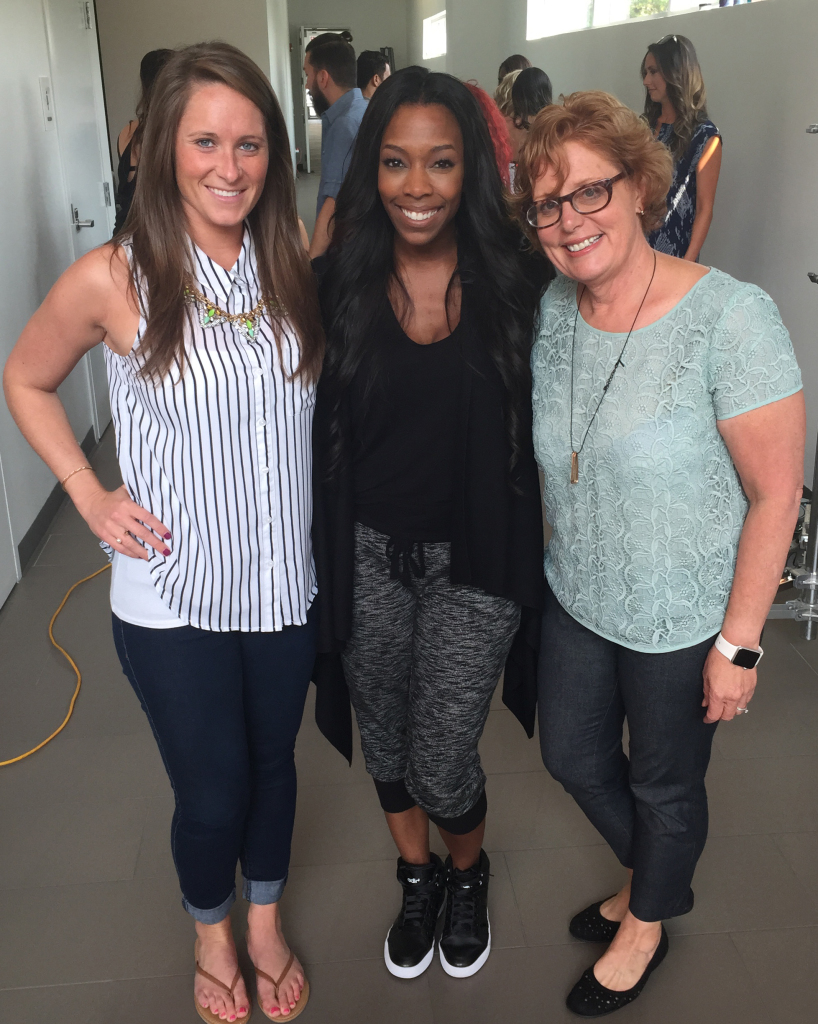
423, 11, 447, 59
526, 0, 758, 40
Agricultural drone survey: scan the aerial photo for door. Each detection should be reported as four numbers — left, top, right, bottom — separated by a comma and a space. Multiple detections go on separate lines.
0, 458, 18, 607
42, 0, 114, 440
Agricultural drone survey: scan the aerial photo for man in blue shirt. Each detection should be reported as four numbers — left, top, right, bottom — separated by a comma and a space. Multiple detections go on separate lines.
304, 33, 368, 257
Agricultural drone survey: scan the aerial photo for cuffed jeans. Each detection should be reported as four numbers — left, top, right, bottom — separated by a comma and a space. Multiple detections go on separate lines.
538, 584, 718, 921
112, 605, 317, 923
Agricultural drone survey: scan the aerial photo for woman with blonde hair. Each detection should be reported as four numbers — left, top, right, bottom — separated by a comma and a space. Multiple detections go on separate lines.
514, 91, 803, 1015
5, 42, 323, 1023
494, 69, 525, 182
642, 34, 721, 261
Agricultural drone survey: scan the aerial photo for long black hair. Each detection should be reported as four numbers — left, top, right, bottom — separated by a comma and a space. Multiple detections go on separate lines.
511, 67, 553, 130
321, 65, 550, 476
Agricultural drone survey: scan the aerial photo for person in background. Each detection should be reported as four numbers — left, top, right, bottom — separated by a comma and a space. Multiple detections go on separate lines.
511, 66, 553, 131
498, 52, 531, 84
642, 34, 721, 261
304, 32, 367, 258
6, 42, 325, 1024
464, 81, 513, 188
513, 90, 803, 1016
494, 69, 526, 185
357, 49, 391, 99
113, 48, 174, 233
313, 67, 550, 984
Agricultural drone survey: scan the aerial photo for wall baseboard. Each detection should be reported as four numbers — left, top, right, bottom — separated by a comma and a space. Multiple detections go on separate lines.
17, 427, 96, 574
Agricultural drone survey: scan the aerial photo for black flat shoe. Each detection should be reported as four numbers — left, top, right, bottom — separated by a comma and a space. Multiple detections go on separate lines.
566, 926, 668, 1017
569, 898, 621, 943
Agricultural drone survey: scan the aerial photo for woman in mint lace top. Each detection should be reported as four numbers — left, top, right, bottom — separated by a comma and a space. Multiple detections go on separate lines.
513, 92, 804, 1017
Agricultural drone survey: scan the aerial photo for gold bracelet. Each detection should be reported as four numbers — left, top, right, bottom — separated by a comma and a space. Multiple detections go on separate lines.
60, 465, 93, 490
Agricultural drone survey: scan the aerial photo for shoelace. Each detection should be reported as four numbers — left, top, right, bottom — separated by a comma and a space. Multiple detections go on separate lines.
400, 883, 439, 928
447, 876, 484, 933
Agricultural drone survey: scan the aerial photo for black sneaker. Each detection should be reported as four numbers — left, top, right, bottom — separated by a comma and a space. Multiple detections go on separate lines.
439, 849, 491, 977
384, 853, 446, 978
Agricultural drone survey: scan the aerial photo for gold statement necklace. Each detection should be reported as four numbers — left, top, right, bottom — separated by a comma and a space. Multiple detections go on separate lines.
569, 251, 657, 484
184, 282, 282, 342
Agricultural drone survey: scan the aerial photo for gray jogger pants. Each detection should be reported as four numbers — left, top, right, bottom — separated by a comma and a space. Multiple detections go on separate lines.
341, 523, 521, 819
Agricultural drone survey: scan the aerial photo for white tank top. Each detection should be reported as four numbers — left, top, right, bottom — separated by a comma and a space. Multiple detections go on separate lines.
107, 228, 316, 631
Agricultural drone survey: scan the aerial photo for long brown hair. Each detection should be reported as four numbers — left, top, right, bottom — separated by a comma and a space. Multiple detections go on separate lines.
116, 42, 324, 383
642, 35, 709, 161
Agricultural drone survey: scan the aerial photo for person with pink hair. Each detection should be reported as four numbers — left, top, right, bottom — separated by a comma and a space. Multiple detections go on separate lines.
463, 81, 513, 188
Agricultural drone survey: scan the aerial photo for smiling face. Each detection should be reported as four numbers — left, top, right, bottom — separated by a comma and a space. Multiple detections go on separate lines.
175, 82, 268, 236
532, 140, 645, 287
642, 52, 667, 106
378, 103, 464, 249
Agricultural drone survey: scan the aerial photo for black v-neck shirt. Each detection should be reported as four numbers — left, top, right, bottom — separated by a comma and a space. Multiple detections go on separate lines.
349, 300, 464, 542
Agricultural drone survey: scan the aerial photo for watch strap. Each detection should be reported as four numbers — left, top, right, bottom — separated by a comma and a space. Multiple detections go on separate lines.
715, 632, 763, 667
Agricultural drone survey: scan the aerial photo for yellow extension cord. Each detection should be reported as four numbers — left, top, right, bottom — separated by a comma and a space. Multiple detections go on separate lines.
0, 562, 111, 767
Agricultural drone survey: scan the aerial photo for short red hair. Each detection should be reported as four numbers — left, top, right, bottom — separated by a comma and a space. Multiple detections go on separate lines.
464, 81, 512, 188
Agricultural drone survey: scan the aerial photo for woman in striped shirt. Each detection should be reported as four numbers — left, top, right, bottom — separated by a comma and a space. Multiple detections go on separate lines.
5, 43, 323, 1023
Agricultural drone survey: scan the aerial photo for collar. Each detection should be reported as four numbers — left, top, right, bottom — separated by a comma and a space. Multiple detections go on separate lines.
190, 225, 257, 305
321, 88, 362, 129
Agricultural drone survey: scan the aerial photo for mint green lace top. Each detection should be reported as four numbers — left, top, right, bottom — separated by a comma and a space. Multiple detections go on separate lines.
532, 270, 802, 652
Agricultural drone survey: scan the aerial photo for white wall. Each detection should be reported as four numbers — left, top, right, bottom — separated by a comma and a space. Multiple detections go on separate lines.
0, 0, 96, 589
408, 0, 818, 476
287, 0, 411, 161
95, 0, 273, 166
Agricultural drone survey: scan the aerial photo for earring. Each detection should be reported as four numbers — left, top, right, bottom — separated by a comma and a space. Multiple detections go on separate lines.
637, 208, 644, 215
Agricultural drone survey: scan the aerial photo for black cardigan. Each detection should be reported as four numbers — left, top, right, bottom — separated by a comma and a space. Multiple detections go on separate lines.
311, 280, 545, 763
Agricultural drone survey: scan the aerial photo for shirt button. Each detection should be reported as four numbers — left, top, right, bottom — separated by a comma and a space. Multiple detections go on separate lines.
257, 418, 267, 428
252, 367, 264, 377
265, 516, 273, 525
266, 559, 274, 570
260, 466, 269, 474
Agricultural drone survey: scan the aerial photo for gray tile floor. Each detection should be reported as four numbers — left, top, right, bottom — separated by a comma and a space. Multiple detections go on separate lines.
1, 429, 816, 1023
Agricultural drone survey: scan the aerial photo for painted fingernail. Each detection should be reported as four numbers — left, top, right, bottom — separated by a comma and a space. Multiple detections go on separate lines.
163, 548, 171, 556
164, 532, 172, 540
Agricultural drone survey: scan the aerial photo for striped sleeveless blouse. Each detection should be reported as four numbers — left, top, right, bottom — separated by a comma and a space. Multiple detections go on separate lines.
105, 227, 316, 631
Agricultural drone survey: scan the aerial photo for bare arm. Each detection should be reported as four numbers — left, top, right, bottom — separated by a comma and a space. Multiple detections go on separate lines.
298, 218, 310, 252
3, 247, 169, 559
701, 391, 805, 721
684, 136, 721, 263
309, 197, 336, 259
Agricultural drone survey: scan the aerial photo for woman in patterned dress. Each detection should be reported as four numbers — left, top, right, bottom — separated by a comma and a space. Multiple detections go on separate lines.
642, 35, 722, 261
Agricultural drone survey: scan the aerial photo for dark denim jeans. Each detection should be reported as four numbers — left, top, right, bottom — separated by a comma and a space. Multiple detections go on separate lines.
538, 584, 718, 921
112, 605, 317, 923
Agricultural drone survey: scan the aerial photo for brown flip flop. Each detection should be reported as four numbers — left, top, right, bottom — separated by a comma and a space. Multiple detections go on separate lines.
254, 950, 310, 1021
194, 941, 253, 1023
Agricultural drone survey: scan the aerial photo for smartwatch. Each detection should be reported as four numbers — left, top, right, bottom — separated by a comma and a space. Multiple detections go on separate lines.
714, 632, 763, 670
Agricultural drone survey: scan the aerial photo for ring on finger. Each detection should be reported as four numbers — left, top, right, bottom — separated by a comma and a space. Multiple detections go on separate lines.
736, 706, 749, 715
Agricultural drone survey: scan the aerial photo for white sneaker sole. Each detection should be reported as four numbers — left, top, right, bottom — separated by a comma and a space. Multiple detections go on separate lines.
439, 921, 491, 978
384, 933, 435, 979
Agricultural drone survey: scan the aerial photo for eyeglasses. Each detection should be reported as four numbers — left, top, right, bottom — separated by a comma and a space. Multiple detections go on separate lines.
525, 172, 627, 229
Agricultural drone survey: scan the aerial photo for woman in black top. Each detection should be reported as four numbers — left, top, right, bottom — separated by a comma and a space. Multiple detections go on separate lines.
113, 49, 173, 234
313, 67, 550, 981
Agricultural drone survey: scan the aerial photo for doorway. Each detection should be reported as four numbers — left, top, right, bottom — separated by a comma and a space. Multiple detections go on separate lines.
42, 0, 115, 441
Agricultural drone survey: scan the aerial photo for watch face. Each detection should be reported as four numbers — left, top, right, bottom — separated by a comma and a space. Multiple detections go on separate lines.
733, 647, 761, 669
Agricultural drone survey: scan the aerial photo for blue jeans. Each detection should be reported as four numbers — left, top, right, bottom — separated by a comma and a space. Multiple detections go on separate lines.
538, 584, 718, 921
112, 605, 317, 923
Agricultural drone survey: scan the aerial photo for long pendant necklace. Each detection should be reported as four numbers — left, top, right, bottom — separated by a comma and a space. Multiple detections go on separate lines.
569, 250, 657, 484
184, 282, 282, 342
